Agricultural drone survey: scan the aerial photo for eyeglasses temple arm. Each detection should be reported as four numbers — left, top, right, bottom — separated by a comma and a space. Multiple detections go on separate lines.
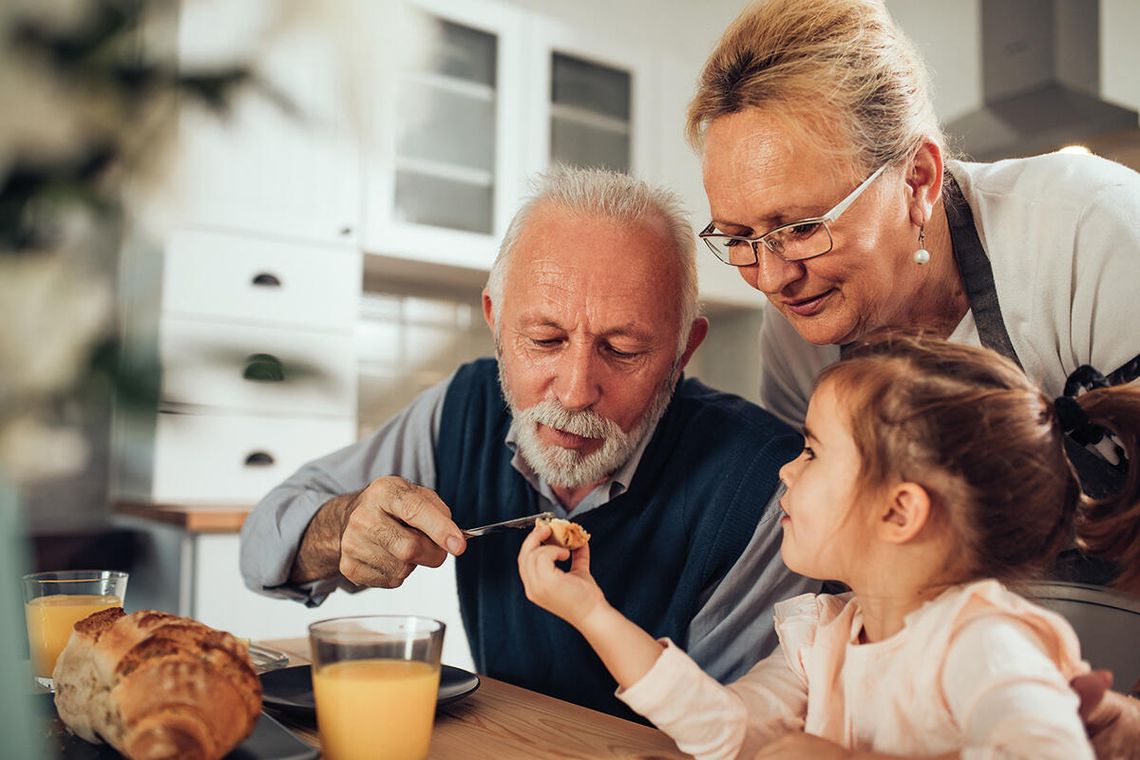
823, 164, 888, 222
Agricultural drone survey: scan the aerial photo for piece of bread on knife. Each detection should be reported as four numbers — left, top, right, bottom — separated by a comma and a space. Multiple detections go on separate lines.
53, 607, 261, 760
541, 517, 591, 550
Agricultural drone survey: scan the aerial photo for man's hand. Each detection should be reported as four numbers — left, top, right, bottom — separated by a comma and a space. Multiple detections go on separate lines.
1074, 670, 1140, 759
290, 476, 467, 588
338, 476, 466, 588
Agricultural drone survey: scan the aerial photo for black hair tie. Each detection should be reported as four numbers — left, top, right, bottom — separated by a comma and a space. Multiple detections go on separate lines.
1063, 364, 1110, 397
1054, 395, 1106, 446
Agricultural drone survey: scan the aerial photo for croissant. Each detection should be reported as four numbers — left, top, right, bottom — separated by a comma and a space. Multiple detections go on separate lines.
52, 607, 262, 760
542, 517, 591, 550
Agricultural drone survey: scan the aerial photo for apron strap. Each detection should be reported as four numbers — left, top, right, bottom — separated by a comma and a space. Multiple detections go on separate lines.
940, 176, 1140, 386
944, 172, 1131, 583
943, 174, 1023, 369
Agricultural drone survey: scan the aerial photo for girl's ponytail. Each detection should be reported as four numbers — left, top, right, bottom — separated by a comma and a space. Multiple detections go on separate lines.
1072, 384, 1140, 593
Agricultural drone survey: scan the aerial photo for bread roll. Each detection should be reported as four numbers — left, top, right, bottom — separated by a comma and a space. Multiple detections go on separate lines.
53, 607, 262, 760
542, 517, 590, 550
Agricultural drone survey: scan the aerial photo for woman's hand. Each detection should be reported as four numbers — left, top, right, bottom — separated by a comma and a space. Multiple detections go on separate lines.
517, 522, 606, 629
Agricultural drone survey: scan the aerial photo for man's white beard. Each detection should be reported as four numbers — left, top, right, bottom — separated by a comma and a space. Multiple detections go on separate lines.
499, 363, 678, 490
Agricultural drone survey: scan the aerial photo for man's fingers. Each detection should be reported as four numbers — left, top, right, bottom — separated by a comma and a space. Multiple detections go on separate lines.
373, 518, 449, 567
341, 511, 448, 585
365, 478, 466, 556
339, 553, 415, 589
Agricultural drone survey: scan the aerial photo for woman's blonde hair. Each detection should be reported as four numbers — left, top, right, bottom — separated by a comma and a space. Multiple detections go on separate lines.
687, 0, 945, 173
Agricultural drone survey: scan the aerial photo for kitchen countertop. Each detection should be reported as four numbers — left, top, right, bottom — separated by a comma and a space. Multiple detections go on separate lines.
114, 501, 251, 533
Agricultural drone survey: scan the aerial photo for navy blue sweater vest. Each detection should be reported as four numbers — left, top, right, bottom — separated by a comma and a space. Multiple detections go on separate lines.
435, 359, 800, 720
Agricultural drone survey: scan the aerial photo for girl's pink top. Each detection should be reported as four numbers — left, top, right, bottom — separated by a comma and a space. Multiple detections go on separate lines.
619, 579, 1092, 759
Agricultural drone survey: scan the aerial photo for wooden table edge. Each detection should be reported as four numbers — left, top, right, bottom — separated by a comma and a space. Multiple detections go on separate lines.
259, 637, 691, 759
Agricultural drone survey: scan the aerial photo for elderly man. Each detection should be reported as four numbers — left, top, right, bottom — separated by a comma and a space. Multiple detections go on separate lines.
240, 167, 814, 719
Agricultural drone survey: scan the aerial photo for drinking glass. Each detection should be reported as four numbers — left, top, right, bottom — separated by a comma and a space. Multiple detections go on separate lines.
22, 570, 128, 688
309, 615, 445, 760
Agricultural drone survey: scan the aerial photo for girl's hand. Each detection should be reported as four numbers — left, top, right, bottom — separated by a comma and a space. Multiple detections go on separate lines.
517, 522, 606, 628
754, 734, 854, 759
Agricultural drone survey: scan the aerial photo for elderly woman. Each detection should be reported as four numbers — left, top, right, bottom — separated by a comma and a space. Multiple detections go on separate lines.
689, 0, 1140, 504
686, 0, 1140, 753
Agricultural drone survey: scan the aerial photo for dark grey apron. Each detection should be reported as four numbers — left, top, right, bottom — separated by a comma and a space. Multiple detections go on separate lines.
943, 172, 1134, 584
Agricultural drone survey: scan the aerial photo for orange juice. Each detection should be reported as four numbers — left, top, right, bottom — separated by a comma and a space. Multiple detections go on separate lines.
25, 594, 121, 678
312, 658, 441, 760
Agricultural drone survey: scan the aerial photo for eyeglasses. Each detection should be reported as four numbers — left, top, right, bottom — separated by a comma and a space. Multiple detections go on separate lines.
699, 164, 888, 266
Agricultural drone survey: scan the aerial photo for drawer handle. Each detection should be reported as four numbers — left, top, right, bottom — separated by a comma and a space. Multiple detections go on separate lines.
252, 273, 282, 287
243, 353, 285, 382
244, 452, 276, 467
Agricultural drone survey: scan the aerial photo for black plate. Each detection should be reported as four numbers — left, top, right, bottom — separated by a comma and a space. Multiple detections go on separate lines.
260, 664, 480, 717
37, 694, 317, 760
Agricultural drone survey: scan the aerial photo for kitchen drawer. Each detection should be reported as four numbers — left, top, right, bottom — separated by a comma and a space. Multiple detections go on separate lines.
163, 229, 361, 329
151, 412, 356, 502
160, 319, 356, 416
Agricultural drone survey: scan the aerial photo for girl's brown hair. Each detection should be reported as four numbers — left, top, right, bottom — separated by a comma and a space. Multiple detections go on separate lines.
819, 331, 1140, 592
686, 0, 945, 173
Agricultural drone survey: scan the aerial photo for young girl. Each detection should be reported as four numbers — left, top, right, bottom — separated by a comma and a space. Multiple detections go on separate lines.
518, 332, 1140, 759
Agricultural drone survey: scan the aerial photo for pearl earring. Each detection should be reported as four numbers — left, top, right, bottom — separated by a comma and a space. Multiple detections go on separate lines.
913, 226, 930, 265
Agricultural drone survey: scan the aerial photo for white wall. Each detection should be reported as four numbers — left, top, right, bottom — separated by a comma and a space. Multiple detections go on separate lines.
886, 0, 985, 121
1101, 0, 1140, 116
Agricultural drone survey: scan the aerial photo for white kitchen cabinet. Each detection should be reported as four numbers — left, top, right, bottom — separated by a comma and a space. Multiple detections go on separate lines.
164, 0, 761, 306
169, 0, 363, 245
159, 321, 356, 416
522, 15, 655, 180
361, 0, 527, 272
162, 230, 362, 329
111, 228, 361, 504
147, 414, 356, 503
361, 0, 657, 274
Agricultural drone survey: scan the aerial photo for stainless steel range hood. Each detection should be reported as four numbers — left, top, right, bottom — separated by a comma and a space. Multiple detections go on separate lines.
944, 0, 1140, 162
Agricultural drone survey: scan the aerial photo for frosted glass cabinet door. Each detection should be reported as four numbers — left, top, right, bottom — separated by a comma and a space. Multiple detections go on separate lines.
395, 18, 499, 234
362, 0, 525, 271
523, 16, 652, 182
550, 53, 632, 172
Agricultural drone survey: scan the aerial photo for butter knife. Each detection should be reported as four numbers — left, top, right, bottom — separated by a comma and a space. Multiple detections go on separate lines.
461, 511, 555, 538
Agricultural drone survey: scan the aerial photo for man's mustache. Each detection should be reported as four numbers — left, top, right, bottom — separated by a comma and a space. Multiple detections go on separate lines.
522, 400, 625, 442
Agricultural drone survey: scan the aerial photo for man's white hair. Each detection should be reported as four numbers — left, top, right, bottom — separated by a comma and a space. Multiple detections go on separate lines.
485, 165, 700, 356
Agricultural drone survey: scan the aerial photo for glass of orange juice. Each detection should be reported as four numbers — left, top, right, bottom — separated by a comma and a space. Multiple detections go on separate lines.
309, 615, 445, 760
22, 570, 128, 688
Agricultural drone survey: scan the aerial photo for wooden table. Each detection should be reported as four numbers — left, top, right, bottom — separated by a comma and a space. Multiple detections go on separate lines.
263, 638, 690, 759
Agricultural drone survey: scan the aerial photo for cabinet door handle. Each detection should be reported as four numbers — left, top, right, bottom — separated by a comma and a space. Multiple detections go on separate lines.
243, 353, 285, 382
244, 452, 275, 467
252, 273, 282, 287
